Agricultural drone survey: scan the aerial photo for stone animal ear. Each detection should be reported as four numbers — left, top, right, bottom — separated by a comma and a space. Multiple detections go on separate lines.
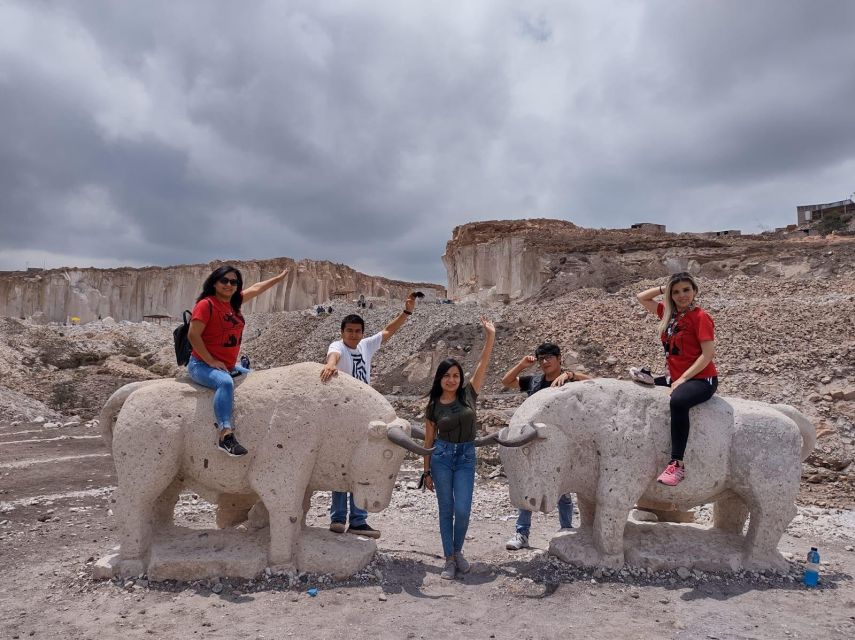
367, 421, 388, 439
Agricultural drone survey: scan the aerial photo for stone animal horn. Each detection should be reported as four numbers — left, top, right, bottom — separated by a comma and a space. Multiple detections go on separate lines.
496, 423, 539, 447
387, 426, 435, 455
410, 423, 427, 440
473, 432, 500, 447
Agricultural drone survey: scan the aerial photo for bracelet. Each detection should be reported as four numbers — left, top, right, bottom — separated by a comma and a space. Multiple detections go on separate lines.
403, 310, 412, 315
659, 285, 664, 294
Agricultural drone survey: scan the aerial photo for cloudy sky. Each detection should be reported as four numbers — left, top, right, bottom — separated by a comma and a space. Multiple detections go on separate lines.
1, 1, 853, 283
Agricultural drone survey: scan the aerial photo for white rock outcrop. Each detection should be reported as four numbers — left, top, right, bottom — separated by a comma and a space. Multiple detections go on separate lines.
0, 258, 444, 323
498, 378, 816, 571
98, 362, 430, 579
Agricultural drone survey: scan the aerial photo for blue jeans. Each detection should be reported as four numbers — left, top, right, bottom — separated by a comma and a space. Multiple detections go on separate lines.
430, 439, 476, 558
329, 492, 368, 527
515, 494, 574, 536
187, 356, 250, 431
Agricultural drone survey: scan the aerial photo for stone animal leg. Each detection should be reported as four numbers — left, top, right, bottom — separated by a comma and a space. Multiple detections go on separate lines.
592, 463, 646, 567
152, 478, 182, 528
216, 493, 257, 529
114, 459, 180, 563
742, 495, 797, 571
713, 493, 749, 535
301, 489, 313, 526
739, 463, 800, 571
577, 497, 596, 529
250, 465, 313, 568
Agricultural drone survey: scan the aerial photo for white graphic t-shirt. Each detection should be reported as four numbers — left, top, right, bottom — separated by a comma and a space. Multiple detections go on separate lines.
327, 332, 383, 385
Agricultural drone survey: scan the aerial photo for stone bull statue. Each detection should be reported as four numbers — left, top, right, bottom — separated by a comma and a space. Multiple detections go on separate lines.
491, 378, 815, 571
99, 362, 430, 577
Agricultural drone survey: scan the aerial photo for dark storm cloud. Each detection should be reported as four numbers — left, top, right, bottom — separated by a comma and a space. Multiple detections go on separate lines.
1, 1, 853, 281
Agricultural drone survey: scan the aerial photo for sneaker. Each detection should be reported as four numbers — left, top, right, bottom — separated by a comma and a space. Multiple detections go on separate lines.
329, 521, 347, 534
629, 366, 655, 385
346, 523, 381, 539
217, 433, 248, 457
454, 551, 471, 574
656, 461, 685, 486
505, 532, 530, 550
440, 558, 457, 580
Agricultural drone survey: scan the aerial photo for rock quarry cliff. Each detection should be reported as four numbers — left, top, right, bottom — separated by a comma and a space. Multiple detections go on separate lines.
442, 218, 855, 301
0, 258, 445, 324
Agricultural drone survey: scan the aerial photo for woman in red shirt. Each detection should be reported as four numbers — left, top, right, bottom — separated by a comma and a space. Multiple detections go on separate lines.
187, 264, 289, 456
636, 272, 718, 486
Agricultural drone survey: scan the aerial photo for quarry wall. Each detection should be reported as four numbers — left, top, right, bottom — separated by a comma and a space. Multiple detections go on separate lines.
0, 258, 444, 323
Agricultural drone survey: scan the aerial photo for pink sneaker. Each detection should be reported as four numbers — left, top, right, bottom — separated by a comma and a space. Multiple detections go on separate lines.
657, 462, 685, 486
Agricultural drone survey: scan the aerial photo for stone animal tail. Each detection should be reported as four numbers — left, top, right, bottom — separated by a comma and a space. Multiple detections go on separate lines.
771, 404, 817, 461
98, 380, 161, 449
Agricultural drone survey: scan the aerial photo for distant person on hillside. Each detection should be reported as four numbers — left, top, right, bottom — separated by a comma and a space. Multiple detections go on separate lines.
421, 317, 496, 580
500, 343, 590, 550
633, 272, 718, 486
320, 292, 419, 538
186, 265, 289, 456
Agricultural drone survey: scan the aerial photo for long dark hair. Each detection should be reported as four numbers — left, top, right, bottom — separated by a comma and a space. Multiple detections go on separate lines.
426, 358, 469, 416
197, 264, 244, 312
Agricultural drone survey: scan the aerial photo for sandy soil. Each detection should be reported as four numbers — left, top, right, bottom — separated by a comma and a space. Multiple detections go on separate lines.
1, 417, 854, 640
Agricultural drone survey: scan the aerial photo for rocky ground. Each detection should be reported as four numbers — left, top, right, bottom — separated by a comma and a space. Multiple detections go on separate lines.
1, 256, 854, 638
0, 416, 854, 639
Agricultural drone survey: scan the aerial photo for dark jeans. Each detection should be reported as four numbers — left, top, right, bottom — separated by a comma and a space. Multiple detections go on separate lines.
662, 377, 718, 461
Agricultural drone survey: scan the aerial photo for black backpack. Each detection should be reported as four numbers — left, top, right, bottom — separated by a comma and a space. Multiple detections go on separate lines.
173, 300, 211, 365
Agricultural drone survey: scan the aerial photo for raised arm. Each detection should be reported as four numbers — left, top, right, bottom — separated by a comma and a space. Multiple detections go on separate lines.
381, 293, 417, 344
636, 284, 665, 315
242, 268, 290, 303
469, 317, 496, 394
501, 355, 536, 389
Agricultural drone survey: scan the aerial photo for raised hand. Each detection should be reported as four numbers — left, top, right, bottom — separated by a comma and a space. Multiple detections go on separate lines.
481, 316, 495, 334
405, 292, 418, 314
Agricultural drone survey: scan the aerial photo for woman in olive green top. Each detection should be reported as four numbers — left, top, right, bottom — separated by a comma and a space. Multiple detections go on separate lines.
422, 317, 496, 580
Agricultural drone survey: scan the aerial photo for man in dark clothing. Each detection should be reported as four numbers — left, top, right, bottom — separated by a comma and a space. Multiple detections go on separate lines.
499, 342, 591, 550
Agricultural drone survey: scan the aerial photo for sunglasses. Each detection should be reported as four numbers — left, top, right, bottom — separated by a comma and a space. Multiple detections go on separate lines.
218, 277, 239, 286
537, 354, 558, 362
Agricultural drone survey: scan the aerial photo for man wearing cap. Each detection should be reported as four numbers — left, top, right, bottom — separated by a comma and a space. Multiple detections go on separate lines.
500, 342, 590, 550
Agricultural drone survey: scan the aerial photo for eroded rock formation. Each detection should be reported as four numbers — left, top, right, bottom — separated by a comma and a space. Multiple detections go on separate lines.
442, 218, 855, 301
0, 258, 444, 323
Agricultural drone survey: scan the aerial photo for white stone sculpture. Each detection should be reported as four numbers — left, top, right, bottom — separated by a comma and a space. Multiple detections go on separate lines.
493, 378, 816, 571
98, 362, 429, 579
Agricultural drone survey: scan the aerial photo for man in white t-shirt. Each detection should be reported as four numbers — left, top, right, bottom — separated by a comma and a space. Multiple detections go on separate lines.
320, 293, 418, 538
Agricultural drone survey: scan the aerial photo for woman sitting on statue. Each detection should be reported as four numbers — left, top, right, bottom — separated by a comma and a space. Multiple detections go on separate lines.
187, 264, 288, 457
633, 271, 718, 486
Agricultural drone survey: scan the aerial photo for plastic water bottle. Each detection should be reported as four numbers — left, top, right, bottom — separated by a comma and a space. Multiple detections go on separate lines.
803, 547, 820, 587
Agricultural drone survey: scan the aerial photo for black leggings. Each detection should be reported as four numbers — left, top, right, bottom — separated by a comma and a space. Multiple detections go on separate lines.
655, 376, 718, 461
